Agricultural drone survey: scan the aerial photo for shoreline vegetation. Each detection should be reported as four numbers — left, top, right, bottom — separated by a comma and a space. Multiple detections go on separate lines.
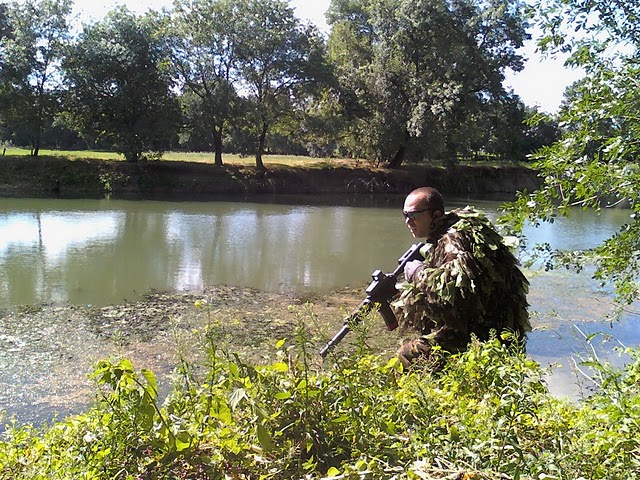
2, 302, 639, 479
0, 152, 541, 200
4, 153, 639, 479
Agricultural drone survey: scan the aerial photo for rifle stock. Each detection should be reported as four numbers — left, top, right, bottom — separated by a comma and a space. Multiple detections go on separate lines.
319, 242, 425, 358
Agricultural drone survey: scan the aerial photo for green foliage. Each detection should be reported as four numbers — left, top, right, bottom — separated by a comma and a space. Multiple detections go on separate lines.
62, 7, 180, 162
326, 0, 530, 166
162, 0, 243, 165
3, 327, 640, 479
230, 0, 331, 169
0, 4, 9, 42
0, 0, 72, 156
501, 0, 640, 304
0, 0, 555, 163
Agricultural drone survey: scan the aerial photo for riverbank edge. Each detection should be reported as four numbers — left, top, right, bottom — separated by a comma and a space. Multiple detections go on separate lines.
0, 156, 541, 199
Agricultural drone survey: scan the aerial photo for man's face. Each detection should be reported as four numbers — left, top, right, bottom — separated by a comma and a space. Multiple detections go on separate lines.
403, 194, 440, 239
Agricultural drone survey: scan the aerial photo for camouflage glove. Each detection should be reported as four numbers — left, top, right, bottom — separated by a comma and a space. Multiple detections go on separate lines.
396, 338, 432, 368
404, 259, 424, 282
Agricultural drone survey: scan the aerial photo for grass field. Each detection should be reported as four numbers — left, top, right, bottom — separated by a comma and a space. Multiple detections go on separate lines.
1, 146, 529, 170
1, 147, 355, 168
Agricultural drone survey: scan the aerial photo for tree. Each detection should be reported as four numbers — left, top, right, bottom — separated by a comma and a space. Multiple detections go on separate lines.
163, 0, 241, 166
471, 100, 560, 162
0, 3, 10, 45
519, 107, 560, 159
0, 0, 71, 155
62, 8, 180, 162
233, 0, 330, 170
0, 2, 11, 140
326, 0, 530, 167
503, 0, 640, 304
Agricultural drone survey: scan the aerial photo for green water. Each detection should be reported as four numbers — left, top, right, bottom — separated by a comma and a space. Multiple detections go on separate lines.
1, 196, 628, 308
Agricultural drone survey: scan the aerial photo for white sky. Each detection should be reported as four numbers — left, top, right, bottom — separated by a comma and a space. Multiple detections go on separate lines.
71, 0, 582, 114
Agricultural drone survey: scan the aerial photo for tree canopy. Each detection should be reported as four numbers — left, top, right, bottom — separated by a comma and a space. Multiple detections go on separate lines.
326, 0, 530, 167
162, 0, 241, 166
0, 0, 557, 165
0, 3, 10, 43
63, 7, 180, 162
0, 0, 71, 155
232, 0, 330, 169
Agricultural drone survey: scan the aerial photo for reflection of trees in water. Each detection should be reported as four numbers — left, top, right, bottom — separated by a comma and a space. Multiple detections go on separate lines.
0, 198, 630, 310
37, 211, 42, 248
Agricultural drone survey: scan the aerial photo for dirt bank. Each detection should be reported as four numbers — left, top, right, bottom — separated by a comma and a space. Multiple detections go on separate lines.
0, 156, 541, 199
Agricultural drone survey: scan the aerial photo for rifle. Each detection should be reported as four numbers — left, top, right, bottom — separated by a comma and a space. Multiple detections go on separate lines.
319, 242, 425, 358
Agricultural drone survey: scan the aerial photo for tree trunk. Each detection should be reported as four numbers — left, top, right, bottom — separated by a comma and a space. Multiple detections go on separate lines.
124, 149, 139, 162
31, 123, 42, 157
444, 138, 458, 168
387, 143, 406, 169
255, 151, 265, 170
213, 129, 224, 166
255, 121, 268, 171
387, 130, 410, 169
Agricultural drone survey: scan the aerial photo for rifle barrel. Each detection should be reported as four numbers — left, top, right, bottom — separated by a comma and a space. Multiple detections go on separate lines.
319, 299, 374, 358
318, 242, 425, 359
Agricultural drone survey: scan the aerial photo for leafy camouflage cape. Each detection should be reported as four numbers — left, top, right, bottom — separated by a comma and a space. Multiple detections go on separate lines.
392, 206, 531, 349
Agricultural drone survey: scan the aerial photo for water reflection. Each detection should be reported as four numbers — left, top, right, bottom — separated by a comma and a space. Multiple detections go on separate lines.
0, 196, 634, 311
0, 198, 422, 307
1, 196, 634, 304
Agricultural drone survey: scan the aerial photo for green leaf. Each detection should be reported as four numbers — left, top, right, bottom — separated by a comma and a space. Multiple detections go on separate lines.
211, 399, 233, 423
140, 368, 157, 398
175, 433, 192, 452
118, 358, 134, 372
228, 362, 240, 377
326, 467, 341, 477
256, 424, 275, 451
271, 362, 289, 372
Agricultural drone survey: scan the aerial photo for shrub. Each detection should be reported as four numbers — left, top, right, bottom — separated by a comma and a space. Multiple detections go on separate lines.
1, 327, 640, 479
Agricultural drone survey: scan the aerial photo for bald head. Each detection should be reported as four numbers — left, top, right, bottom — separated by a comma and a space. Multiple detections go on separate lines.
403, 187, 445, 240
405, 187, 444, 215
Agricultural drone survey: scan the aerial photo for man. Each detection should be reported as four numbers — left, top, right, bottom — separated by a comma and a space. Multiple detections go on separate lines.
392, 186, 531, 368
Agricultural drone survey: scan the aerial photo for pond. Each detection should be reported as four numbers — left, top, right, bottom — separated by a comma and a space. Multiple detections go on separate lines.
0, 195, 638, 425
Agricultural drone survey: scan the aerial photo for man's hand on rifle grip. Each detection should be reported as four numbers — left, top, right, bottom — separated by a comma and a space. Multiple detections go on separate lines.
404, 259, 424, 282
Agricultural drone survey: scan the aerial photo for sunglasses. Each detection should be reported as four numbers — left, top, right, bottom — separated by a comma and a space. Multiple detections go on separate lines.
402, 208, 431, 220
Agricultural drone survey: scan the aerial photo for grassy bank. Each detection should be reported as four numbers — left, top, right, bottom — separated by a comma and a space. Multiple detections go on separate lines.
0, 150, 541, 199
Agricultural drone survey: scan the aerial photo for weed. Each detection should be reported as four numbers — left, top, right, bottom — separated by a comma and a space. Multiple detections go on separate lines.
1, 313, 640, 479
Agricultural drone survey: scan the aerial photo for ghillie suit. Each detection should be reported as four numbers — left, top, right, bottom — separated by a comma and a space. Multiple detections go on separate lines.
393, 206, 531, 367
